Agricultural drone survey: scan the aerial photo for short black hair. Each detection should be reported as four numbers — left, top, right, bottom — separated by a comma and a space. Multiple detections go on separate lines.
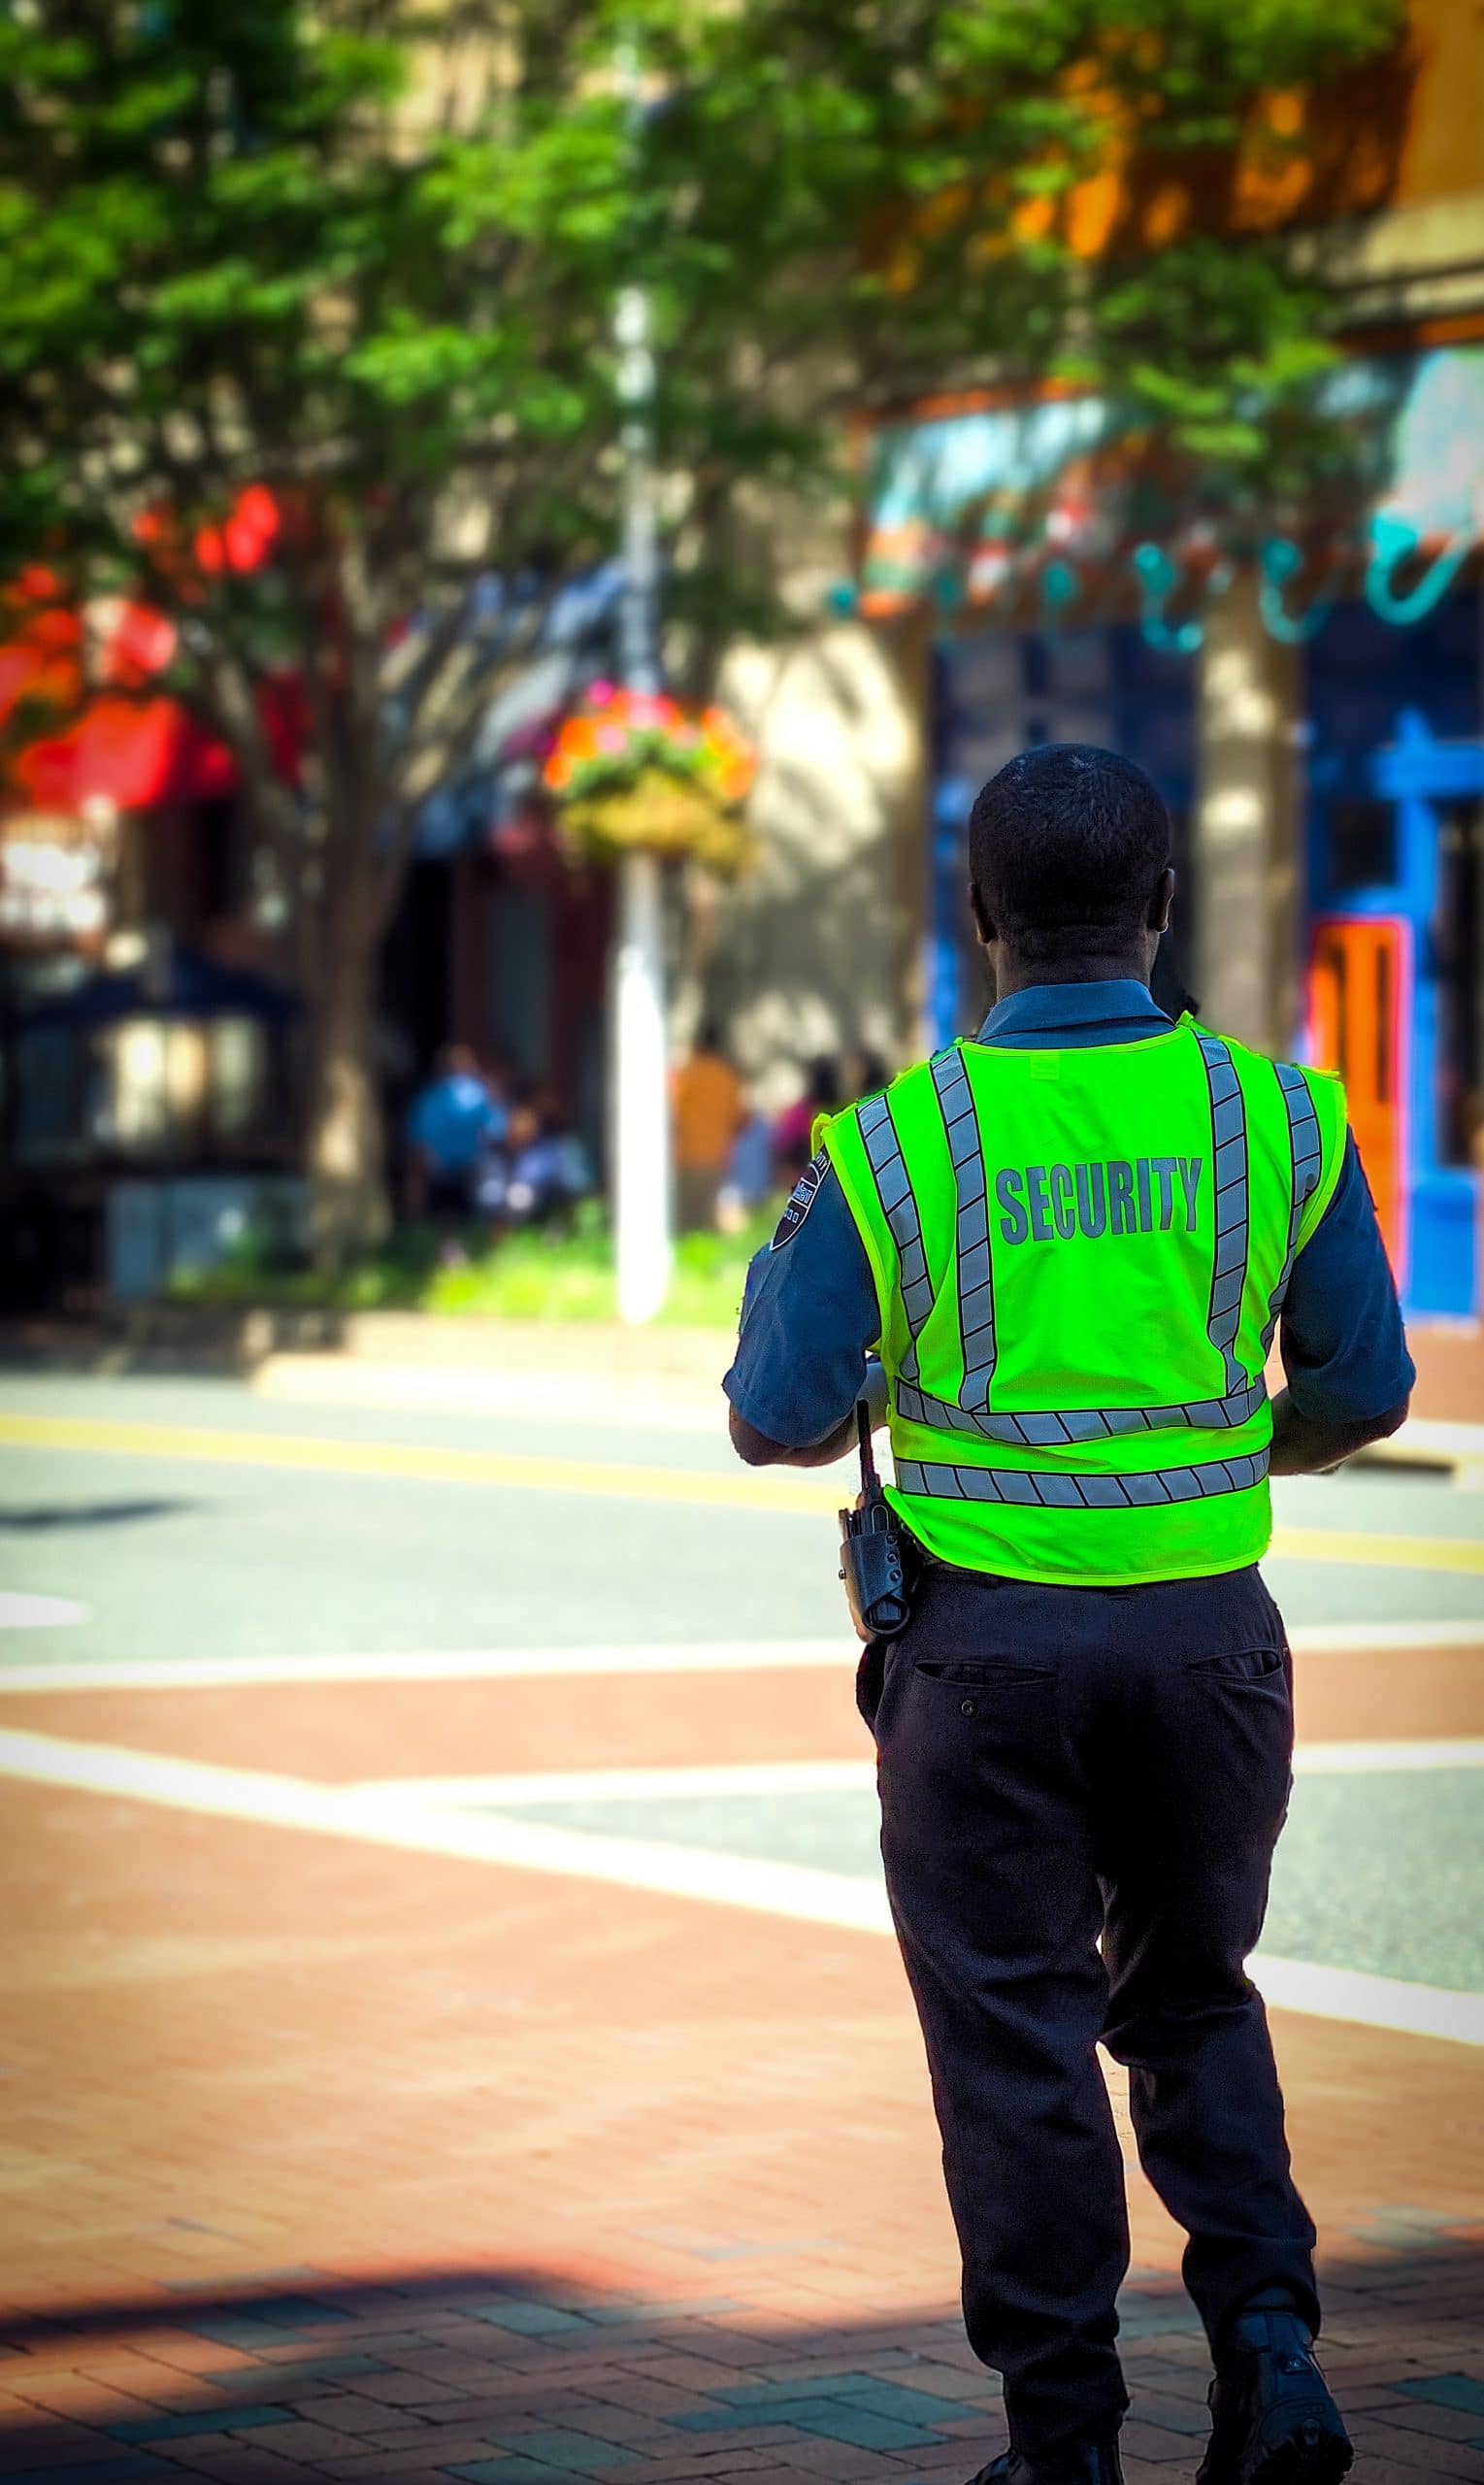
968, 743, 1171, 964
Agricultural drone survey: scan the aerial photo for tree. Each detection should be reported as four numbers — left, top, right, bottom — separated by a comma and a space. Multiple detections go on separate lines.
0, 0, 1402, 1260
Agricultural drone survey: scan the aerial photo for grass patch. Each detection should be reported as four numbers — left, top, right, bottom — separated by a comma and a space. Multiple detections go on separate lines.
170, 1200, 775, 1327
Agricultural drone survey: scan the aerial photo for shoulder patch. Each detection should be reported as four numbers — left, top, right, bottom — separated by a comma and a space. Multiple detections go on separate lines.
771, 1148, 830, 1250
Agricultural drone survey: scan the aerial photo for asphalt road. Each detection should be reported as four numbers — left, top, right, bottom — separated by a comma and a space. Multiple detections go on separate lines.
1, 1364, 1481, 1669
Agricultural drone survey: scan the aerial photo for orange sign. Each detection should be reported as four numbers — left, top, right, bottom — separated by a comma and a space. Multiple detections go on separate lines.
1307, 914, 1410, 1284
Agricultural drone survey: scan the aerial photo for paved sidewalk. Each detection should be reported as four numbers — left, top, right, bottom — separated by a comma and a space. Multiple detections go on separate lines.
2, 1357, 1480, 2484
2, 1718, 1482, 2484
4, 2253, 1484, 2485
1407, 1323, 1484, 1428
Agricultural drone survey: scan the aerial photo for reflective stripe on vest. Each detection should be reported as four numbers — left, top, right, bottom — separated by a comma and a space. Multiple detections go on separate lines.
1197, 1034, 1248, 1398
874, 1029, 1263, 1444
857, 1090, 931, 1386
1262, 1060, 1324, 1350
894, 1448, 1270, 1509
893, 1375, 1267, 1444
930, 1045, 996, 1408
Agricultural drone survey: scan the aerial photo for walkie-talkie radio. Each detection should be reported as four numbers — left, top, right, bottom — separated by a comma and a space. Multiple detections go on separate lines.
838, 1400, 912, 1641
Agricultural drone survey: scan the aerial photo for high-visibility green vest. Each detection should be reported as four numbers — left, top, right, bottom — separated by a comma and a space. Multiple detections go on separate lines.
820, 1015, 1347, 1588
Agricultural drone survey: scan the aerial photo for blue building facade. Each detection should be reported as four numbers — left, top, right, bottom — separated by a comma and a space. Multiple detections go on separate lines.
929, 589, 1483, 1317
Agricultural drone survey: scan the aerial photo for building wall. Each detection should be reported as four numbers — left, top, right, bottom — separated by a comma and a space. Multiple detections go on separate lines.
1048, 0, 1481, 253
1390, 0, 1483, 204
709, 613, 925, 1106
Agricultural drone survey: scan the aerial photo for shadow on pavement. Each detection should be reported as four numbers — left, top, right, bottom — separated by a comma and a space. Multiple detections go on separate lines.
0, 1499, 199, 1532
2, 2239, 1483, 2484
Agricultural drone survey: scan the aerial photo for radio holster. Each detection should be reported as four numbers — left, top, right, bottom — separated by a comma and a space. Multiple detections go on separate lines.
838, 1401, 912, 1642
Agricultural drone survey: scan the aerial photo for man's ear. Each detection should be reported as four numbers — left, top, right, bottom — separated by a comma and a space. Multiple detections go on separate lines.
1148, 866, 1176, 936
969, 880, 995, 946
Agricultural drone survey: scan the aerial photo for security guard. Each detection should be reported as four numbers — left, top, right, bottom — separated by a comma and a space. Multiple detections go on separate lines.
725, 746, 1413, 2485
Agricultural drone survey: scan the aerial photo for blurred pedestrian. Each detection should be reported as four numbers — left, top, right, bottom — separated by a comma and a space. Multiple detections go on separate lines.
404, 1043, 508, 1226
716, 1099, 775, 1235
841, 1046, 890, 1106
478, 1086, 591, 1230
673, 1024, 746, 1232
1150, 947, 1201, 1023
773, 1055, 841, 1184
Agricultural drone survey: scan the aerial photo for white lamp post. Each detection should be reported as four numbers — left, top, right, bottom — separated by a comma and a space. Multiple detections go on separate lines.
611, 274, 673, 1323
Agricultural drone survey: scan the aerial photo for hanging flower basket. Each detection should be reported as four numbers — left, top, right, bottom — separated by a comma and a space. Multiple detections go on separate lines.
542, 685, 757, 879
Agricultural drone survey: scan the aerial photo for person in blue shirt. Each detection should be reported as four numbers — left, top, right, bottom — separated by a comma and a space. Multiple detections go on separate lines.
725, 745, 1412, 2485
404, 1044, 508, 1224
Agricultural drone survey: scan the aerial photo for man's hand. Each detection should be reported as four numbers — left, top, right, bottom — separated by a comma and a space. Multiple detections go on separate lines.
1268, 1385, 1410, 1476
728, 1405, 859, 1468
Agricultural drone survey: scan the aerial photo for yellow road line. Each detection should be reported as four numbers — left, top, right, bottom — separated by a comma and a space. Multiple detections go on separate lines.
0, 1408, 838, 1516
2, 1408, 1483, 1574
1272, 1524, 1484, 1576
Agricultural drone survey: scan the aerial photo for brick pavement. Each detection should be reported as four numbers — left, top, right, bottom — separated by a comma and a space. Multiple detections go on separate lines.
2, 1658, 1482, 2484
3, 1635, 1482, 1783
1407, 1323, 1484, 1430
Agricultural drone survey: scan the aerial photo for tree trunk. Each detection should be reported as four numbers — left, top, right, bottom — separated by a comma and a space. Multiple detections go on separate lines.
303, 939, 390, 1273
194, 606, 409, 1274
1193, 566, 1302, 1055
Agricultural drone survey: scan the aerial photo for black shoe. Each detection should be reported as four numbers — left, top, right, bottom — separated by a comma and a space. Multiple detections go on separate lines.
967, 2438, 1123, 2485
1198, 2308, 1353, 2485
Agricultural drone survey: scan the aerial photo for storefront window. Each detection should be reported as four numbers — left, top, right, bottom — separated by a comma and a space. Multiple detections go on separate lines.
1326, 797, 1397, 892
14, 1029, 85, 1163
1436, 799, 1482, 1169
211, 1016, 268, 1138
165, 1024, 209, 1129
105, 1019, 173, 1149
97, 1018, 270, 1153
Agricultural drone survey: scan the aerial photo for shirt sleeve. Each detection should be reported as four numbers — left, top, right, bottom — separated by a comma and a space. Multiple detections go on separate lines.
1278, 1132, 1415, 1426
723, 1157, 881, 1448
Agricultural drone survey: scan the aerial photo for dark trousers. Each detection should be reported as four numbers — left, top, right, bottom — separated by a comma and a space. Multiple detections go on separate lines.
860, 1562, 1319, 2459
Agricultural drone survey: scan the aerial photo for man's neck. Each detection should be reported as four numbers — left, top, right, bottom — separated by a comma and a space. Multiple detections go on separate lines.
991, 951, 1152, 1002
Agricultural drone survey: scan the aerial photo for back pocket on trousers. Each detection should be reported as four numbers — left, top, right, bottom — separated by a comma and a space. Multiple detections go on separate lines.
856, 1639, 887, 1730
913, 1657, 1055, 1688
1188, 1645, 1286, 1683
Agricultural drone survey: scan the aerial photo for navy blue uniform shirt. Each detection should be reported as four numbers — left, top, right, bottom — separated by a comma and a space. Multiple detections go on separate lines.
725, 980, 1414, 1450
